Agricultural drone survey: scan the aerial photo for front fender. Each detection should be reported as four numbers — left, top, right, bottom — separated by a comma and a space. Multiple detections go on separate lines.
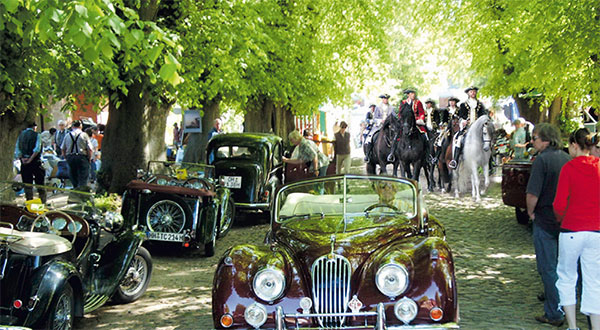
199, 202, 218, 244
212, 244, 310, 329
23, 260, 83, 328
90, 230, 145, 298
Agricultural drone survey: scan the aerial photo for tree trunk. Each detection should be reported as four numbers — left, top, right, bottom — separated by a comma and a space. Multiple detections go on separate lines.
273, 104, 295, 142
99, 83, 170, 193
183, 102, 220, 164
244, 96, 274, 133
548, 97, 562, 125
513, 95, 544, 124
0, 108, 38, 181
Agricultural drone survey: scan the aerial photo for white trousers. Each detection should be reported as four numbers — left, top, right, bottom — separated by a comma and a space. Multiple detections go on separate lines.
556, 231, 600, 315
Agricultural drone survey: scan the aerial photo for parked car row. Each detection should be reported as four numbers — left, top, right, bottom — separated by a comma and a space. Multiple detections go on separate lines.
1, 133, 460, 329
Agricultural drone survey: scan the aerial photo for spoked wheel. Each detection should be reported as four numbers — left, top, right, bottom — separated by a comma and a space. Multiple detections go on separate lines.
145, 196, 189, 234
217, 197, 235, 239
113, 247, 153, 304
47, 283, 74, 330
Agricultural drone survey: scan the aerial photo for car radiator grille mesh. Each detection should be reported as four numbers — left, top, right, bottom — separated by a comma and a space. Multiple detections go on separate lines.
311, 254, 352, 328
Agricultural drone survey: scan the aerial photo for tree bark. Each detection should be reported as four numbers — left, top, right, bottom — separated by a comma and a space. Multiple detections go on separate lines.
548, 97, 562, 125
273, 104, 295, 142
182, 102, 220, 164
0, 108, 38, 181
99, 83, 170, 193
244, 96, 274, 133
513, 95, 544, 124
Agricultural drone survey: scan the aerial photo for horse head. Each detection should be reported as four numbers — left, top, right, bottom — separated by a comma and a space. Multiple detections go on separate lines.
482, 116, 495, 151
399, 103, 417, 136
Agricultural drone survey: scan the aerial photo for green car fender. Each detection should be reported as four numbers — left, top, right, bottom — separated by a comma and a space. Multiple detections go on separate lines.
199, 201, 218, 244
89, 230, 146, 299
23, 260, 84, 328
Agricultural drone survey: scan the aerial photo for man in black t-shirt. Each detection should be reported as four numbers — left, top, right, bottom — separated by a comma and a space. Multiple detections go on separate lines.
526, 123, 570, 327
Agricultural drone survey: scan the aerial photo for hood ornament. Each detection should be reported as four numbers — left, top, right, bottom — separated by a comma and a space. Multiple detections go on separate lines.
329, 234, 336, 257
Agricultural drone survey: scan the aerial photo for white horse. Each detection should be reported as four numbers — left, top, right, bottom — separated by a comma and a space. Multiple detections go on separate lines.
453, 115, 494, 202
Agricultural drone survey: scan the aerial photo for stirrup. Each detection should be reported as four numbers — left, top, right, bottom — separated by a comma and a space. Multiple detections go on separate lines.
448, 160, 457, 169
387, 154, 395, 162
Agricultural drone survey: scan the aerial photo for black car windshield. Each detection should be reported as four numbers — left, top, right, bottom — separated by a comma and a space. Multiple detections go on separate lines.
276, 176, 416, 230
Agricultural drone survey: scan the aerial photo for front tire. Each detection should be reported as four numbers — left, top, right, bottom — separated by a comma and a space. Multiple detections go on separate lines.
113, 247, 153, 304
204, 223, 217, 257
46, 282, 74, 330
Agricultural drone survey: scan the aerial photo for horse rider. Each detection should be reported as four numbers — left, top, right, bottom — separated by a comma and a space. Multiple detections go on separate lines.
378, 94, 394, 119
433, 96, 459, 151
448, 86, 488, 169
388, 88, 431, 162
363, 103, 385, 162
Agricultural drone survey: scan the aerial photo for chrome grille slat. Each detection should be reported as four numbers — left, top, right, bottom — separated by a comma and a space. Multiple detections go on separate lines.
311, 254, 352, 328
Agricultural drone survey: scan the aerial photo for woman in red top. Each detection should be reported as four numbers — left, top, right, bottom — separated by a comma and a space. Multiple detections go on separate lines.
553, 128, 600, 330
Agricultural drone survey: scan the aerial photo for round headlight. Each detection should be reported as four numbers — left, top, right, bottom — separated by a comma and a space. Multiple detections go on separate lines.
394, 297, 418, 324
244, 303, 267, 328
253, 268, 285, 302
375, 264, 409, 297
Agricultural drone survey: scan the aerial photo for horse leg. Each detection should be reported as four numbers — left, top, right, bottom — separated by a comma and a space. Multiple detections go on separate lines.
366, 161, 375, 175
482, 161, 490, 194
452, 165, 460, 198
471, 164, 480, 202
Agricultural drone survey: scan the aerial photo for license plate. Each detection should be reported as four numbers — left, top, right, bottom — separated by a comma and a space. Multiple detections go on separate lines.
147, 232, 184, 242
223, 176, 242, 189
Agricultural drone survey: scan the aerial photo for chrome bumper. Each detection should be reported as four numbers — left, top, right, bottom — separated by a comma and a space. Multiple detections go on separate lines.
274, 304, 459, 329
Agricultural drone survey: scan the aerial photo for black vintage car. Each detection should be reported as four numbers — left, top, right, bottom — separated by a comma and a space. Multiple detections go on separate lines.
0, 182, 152, 329
122, 161, 235, 256
207, 133, 284, 211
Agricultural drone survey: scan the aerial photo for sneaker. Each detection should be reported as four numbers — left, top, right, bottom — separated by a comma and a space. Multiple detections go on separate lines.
534, 315, 564, 327
448, 160, 457, 169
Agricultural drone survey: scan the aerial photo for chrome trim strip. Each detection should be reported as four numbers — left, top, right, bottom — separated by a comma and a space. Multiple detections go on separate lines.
235, 202, 269, 208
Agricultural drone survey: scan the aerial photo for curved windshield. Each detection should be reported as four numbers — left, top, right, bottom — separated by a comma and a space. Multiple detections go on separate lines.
147, 161, 215, 180
276, 176, 416, 229
0, 181, 96, 217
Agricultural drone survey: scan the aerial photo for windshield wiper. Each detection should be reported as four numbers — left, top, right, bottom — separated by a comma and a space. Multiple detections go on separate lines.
279, 212, 325, 221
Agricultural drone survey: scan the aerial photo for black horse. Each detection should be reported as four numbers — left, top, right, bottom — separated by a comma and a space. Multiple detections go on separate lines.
365, 113, 402, 176
395, 103, 433, 190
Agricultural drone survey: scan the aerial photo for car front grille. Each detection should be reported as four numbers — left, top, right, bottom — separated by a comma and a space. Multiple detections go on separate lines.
311, 254, 352, 328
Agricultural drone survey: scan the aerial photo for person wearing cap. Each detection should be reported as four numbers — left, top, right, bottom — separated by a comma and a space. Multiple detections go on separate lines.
363, 104, 380, 162
449, 86, 488, 169
424, 99, 438, 131
14, 122, 46, 202
511, 117, 528, 159
54, 120, 68, 156
377, 94, 393, 120
445, 97, 460, 124
395, 89, 432, 163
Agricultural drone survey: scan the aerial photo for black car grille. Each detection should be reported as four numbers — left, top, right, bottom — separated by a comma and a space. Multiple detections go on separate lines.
311, 254, 352, 328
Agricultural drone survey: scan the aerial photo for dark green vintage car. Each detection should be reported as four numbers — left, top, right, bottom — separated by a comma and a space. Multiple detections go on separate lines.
122, 161, 235, 256
0, 182, 152, 329
207, 133, 285, 211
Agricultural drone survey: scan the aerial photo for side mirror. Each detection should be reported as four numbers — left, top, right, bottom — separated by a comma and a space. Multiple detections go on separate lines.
103, 212, 124, 232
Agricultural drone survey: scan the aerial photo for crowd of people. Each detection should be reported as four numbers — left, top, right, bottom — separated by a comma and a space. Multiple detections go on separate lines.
14, 119, 104, 199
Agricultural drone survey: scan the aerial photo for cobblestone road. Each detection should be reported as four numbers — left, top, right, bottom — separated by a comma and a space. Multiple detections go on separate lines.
78, 172, 589, 330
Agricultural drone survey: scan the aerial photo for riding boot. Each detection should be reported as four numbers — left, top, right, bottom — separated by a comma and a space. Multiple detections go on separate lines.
364, 143, 372, 162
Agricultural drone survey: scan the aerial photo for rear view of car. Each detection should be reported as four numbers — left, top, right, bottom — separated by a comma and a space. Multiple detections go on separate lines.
207, 133, 283, 212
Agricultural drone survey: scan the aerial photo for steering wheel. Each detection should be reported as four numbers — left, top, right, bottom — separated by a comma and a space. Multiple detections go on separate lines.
364, 203, 399, 213
30, 211, 77, 245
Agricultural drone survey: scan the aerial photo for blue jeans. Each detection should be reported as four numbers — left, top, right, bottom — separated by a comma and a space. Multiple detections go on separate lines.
532, 223, 562, 321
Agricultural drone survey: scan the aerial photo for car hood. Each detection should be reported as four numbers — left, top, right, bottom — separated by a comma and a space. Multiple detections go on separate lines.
274, 216, 418, 270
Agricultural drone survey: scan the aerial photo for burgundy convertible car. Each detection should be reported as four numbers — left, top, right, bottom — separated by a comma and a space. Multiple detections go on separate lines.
212, 174, 458, 329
